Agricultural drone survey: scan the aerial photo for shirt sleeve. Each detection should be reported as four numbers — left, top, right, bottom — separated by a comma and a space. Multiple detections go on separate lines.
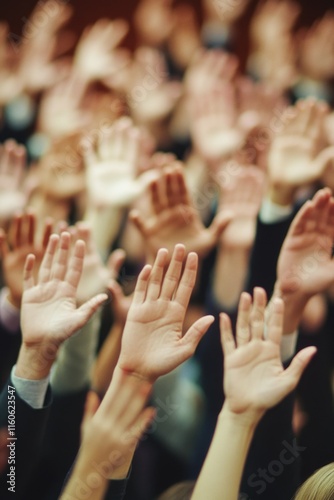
11, 365, 49, 409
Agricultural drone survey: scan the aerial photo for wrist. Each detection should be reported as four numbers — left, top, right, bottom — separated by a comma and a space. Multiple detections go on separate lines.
267, 184, 296, 207
219, 403, 264, 431
113, 364, 155, 388
15, 342, 58, 380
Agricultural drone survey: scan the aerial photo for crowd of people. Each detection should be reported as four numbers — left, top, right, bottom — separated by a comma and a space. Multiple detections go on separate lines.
0, 0, 334, 498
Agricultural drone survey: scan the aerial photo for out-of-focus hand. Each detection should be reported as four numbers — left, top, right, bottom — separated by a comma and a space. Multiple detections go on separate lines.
218, 164, 264, 250
0, 213, 52, 308
268, 98, 334, 205
250, 0, 300, 52
190, 86, 248, 164
202, 0, 250, 25
134, 0, 176, 46
0, 140, 27, 220
130, 163, 231, 259
74, 19, 129, 83
85, 117, 156, 208
298, 12, 334, 81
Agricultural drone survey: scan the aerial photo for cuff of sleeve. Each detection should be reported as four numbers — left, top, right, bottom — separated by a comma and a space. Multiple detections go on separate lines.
259, 198, 293, 224
0, 287, 20, 334
11, 365, 49, 409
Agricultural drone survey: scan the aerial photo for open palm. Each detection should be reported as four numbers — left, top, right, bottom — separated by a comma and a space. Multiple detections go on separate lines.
118, 245, 214, 382
21, 232, 107, 347
221, 289, 317, 419
277, 188, 334, 296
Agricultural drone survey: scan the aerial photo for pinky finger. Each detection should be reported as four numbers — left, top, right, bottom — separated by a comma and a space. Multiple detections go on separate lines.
23, 254, 36, 291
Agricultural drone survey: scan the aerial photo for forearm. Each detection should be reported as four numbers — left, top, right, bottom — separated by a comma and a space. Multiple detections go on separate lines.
192, 406, 258, 500
92, 321, 124, 396
51, 311, 102, 394
61, 455, 109, 500
213, 246, 251, 310
84, 206, 123, 261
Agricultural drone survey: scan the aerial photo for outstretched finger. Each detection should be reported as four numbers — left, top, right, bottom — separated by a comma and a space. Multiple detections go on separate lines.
23, 254, 36, 291
65, 239, 85, 289
160, 244, 186, 300
267, 297, 284, 345
132, 264, 152, 304
250, 287, 266, 339
146, 248, 168, 300
236, 292, 251, 346
220, 313, 235, 356
38, 234, 59, 283
175, 252, 198, 309
52, 232, 71, 281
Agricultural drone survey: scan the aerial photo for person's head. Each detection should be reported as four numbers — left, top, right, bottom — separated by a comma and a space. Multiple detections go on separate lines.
157, 481, 195, 500
294, 463, 334, 500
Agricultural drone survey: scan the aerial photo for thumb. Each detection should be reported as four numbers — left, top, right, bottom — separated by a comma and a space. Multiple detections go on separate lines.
76, 293, 108, 329
182, 315, 215, 354
282, 346, 317, 393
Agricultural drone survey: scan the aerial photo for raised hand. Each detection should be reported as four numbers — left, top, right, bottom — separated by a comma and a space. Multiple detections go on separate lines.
192, 288, 316, 500
250, 0, 300, 52
221, 289, 316, 420
68, 222, 126, 307
127, 47, 181, 125
20, 232, 107, 352
298, 12, 334, 81
0, 23, 23, 105
190, 86, 247, 165
117, 244, 214, 382
74, 18, 130, 83
38, 73, 90, 138
202, 0, 250, 25
268, 98, 334, 204
134, 0, 175, 47
17, 1, 73, 94
130, 163, 231, 259
277, 188, 334, 297
85, 117, 155, 209
0, 213, 52, 308
0, 140, 27, 221
218, 164, 264, 250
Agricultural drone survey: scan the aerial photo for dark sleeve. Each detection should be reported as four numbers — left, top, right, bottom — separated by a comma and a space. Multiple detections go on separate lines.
25, 386, 88, 500
0, 376, 52, 500
246, 214, 294, 297
104, 473, 131, 500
